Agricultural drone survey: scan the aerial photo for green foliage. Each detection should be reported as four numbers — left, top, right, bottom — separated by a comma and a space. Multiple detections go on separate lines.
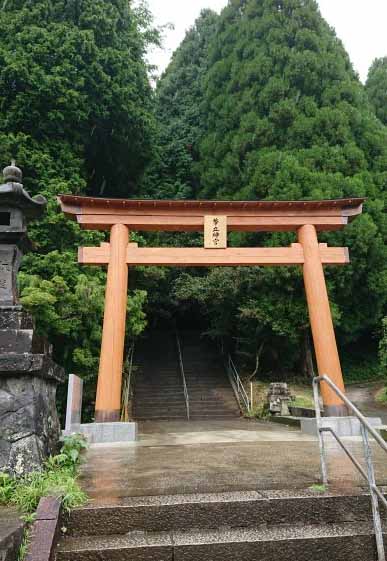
0, 0, 385, 403
291, 394, 314, 409
17, 529, 30, 561
140, 9, 219, 199
156, 0, 387, 375
309, 484, 328, 493
19, 255, 147, 419
366, 57, 387, 126
342, 346, 382, 383
376, 387, 387, 405
0, 0, 154, 413
0, 0, 158, 197
173, 265, 308, 372
0, 434, 87, 515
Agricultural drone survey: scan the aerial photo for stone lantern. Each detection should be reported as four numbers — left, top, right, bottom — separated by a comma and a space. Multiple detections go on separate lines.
0, 163, 64, 476
0, 161, 47, 305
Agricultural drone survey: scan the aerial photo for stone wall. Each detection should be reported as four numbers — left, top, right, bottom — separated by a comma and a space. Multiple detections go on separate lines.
0, 308, 64, 475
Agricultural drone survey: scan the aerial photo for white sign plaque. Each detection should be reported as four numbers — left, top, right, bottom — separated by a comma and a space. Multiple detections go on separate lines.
204, 215, 227, 249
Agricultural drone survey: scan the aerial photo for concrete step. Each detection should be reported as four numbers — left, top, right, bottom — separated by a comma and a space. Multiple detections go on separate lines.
135, 410, 237, 419
56, 522, 380, 561
135, 389, 233, 396
134, 408, 188, 415
188, 405, 238, 412
188, 414, 239, 420
135, 388, 185, 394
135, 402, 235, 410
187, 381, 231, 385
64, 491, 376, 537
134, 415, 189, 421
192, 383, 236, 391
134, 397, 185, 405
136, 375, 181, 380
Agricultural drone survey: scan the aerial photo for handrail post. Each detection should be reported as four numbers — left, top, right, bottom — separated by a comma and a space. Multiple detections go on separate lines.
361, 425, 386, 561
314, 373, 387, 561
313, 378, 328, 485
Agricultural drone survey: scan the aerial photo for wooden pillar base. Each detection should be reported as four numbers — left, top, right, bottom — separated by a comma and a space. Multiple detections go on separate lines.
95, 410, 121, 423
324, 403, 349, 417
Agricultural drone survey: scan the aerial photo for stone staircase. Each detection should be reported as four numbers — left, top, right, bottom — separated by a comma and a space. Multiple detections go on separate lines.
180, 330, 240, 420
56, 489, 385, 560
133, 331, 187, 421
133, 330, 239, 421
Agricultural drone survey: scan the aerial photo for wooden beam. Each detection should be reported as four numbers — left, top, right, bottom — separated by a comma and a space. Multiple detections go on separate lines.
76, 214, 346, 232
78, 243, 349, 267
65, 206, 353, 217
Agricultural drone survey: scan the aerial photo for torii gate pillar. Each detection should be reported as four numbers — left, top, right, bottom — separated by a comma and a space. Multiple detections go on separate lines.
298, 224, 347, 416
95, 224, 129, 422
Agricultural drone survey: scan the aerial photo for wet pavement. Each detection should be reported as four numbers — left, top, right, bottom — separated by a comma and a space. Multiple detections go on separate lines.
78, 419, 387, 502
0, 508, 24, 559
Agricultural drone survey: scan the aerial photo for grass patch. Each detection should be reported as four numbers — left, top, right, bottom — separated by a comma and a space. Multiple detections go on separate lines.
245, 381, 315, 417
0, 434, 88, 515
376, 387, 387, 406
17, 529, 30, 561
309, 484, 328, 494
291, 393, 314, 409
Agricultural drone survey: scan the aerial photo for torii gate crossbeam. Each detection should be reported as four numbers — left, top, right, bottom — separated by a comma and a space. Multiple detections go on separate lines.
59, 196, 364, 423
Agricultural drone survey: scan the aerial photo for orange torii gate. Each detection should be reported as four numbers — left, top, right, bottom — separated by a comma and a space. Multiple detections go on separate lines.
59, 196, 364, 423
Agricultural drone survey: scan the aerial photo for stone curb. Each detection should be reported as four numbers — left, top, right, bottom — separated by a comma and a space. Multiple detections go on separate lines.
26, 497, 61, 561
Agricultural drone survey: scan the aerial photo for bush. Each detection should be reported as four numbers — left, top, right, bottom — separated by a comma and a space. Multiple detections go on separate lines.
0, 434, 88, 514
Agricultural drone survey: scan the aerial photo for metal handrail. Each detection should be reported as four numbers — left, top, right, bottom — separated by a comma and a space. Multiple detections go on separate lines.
313, 374, 387, 561
175, 331, 190, 420
227, 355, 251, 413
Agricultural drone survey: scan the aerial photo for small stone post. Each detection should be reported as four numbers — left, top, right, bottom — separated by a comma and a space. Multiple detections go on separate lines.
0, 163, 64, 475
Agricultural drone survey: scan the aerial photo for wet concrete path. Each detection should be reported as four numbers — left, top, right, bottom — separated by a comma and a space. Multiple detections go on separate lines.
79, 419, 387, 503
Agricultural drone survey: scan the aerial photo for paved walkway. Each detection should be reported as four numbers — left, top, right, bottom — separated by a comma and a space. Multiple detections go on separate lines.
79, 419, 387, 503
0, 508, 23, 560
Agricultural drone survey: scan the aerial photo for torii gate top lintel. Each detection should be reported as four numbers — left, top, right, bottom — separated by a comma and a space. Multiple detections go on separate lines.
58, 195, 364, 232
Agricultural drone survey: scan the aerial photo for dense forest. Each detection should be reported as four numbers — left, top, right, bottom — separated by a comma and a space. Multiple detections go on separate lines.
0, 0, 385, 410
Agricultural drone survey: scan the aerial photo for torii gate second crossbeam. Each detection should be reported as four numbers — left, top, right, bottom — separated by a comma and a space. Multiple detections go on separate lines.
59, 196, 364, 423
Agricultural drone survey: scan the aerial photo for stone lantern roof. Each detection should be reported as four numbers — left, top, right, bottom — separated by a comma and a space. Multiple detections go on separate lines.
0, 161, 46, 219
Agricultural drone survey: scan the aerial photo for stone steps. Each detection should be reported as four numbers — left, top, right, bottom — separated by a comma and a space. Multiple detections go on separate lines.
134, 402, 238, 411
57, 523, 382, 561
62, 491, 374, 536
133, 330, 239, 421
56, 491, 383, 561
134, 396, 236, 403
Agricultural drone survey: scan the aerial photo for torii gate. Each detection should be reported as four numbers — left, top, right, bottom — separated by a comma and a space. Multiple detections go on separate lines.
59, 196, 364, 423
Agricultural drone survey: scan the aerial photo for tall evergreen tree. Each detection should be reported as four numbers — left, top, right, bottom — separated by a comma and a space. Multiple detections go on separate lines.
0, 0, 155, 407
366, 57, 387, 126
140, 9, 219, 199
158, 0, 387, 377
